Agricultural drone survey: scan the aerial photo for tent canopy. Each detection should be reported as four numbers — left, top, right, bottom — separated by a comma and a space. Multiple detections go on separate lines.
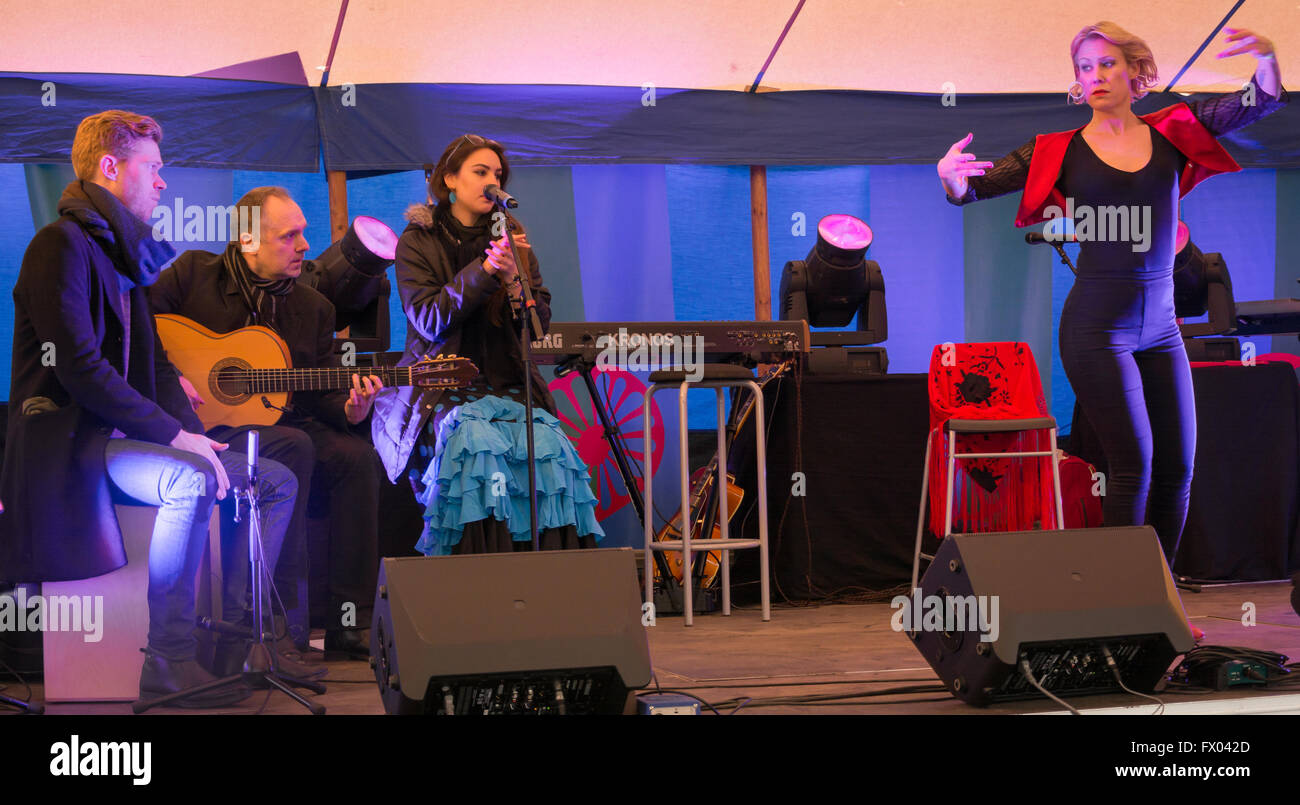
4, 0, 1296, 92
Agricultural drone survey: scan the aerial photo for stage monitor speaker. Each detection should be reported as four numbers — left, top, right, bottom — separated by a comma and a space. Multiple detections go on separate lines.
370, 548, 651, 715
908, 526, 1194, 706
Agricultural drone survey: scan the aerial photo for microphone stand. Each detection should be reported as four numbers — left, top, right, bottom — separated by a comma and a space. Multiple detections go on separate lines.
490, 195, 544, 551
1027, 234, 1079, 276
134, 431, 326, 714
1049, 240, 1078, 276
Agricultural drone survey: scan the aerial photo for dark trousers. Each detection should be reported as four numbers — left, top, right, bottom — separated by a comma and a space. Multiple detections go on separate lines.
1059, 276, 1196, 562
211, 418, 381, 637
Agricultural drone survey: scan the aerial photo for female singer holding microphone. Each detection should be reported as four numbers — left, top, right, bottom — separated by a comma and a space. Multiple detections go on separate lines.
371, 134, 602, 555
938, 23, 1286, 595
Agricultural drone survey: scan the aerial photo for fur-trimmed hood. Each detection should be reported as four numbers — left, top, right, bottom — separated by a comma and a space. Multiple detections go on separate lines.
402, 202, 525, 236
404, 203, 435, 230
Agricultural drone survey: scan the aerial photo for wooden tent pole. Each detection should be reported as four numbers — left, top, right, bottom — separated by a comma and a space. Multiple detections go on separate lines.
326, 170, 350, 338
327, 170, 349, 243
745, 1, 807, 322
750, 165, 771, 321
322, 0, 352, 244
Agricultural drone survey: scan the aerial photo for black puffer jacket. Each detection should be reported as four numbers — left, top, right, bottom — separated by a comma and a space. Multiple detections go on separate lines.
370, 203, 555, 483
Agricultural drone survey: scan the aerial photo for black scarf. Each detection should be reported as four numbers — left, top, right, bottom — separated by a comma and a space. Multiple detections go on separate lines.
221, 242, 296, 329
434, 203, 493, 267
433, 203, 510, 325
57, 180, 177, 287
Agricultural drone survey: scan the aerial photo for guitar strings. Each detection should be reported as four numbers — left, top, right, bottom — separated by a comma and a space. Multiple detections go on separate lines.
217, 362, 467, 392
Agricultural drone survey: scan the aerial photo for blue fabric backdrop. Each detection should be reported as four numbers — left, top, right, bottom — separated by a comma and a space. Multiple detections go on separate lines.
0, 73, 318, 171
310, 83, 1300, 170
2, 162, 1295, 547
3, 163, 1295, 426
4, 76, 1295, 171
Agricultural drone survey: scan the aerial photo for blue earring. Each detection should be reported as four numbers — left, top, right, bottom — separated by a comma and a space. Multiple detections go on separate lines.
449, 190, 457, 204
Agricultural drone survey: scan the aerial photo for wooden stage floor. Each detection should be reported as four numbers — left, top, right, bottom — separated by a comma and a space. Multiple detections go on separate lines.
8, 581, 1300, 716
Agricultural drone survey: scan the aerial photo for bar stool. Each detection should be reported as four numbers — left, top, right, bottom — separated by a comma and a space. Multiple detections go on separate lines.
911, 416, 1066, 589
643, 365, 770, 626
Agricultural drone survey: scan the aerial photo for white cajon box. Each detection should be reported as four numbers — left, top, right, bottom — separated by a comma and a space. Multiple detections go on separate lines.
42, 505, 222, 701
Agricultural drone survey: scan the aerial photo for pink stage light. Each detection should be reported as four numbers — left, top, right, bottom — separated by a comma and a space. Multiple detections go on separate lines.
817, 214, 872, 251
354, 215, 398, 261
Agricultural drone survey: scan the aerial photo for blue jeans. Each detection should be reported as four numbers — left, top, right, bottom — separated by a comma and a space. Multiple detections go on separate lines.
103, 439, 296, 660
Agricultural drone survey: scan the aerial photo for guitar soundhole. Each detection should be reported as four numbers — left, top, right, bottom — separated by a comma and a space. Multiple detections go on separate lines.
211, 358, 254, 405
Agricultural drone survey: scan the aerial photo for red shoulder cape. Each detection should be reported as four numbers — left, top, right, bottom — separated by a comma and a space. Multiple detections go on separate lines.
1013, 103, 1241, 228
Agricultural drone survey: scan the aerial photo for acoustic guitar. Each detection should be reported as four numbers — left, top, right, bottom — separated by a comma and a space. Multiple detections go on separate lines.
155, 314, 478, 430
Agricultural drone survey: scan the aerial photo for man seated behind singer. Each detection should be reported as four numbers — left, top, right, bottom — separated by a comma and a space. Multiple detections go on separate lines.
147, 186, 385, 658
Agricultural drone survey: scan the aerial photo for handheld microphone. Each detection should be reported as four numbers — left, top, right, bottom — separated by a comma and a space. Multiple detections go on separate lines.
1025, 232, 1078, 245
484, 184, 518, 209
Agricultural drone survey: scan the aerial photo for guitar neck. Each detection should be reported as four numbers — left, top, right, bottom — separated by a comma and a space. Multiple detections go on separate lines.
237, 366, 414, 393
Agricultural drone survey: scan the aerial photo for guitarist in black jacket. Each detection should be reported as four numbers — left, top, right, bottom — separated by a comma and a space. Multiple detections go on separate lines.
148, 186, 385, 658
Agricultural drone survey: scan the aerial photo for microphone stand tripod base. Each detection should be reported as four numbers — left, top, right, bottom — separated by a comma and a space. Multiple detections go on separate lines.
242, 642, 327, 715
132, 642, 327, 714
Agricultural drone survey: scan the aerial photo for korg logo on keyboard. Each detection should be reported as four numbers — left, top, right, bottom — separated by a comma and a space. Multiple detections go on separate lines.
595, 328, 705, 382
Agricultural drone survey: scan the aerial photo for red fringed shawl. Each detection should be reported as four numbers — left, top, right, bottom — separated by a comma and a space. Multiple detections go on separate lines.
926, 342, 1059, 535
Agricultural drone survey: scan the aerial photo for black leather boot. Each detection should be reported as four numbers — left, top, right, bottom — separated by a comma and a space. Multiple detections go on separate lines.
138, 649, 253, 708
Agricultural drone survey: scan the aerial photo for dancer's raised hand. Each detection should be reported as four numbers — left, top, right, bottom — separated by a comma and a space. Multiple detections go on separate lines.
938, 132, 994, 199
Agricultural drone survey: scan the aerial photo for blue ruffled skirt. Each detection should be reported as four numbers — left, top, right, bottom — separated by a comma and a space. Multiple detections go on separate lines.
414, 395, 604, 556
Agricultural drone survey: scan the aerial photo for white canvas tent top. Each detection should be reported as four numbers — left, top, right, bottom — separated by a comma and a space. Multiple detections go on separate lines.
3, 0, 1296, 93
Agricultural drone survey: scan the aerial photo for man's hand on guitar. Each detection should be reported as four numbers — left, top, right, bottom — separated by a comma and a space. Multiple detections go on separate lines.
344, 374, 385, 425
168, 430, 231, 500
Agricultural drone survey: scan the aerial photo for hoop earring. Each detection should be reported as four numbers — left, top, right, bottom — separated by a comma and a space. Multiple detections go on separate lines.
1067, 81, 1085, 105
449, 190, 457, 204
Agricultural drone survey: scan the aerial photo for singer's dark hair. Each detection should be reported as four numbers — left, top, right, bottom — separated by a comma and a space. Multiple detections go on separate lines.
428, 134, 511, 206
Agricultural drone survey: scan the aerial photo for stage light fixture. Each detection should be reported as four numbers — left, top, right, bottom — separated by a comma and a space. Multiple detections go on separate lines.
1172, 221, 1236, 337
779, 213, 887, 374
301, 215, 398, 352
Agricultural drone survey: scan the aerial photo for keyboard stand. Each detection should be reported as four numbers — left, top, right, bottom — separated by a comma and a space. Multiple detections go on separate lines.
555, 355, 687, 612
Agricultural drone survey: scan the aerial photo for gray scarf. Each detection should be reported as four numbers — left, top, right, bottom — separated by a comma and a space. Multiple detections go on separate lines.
222, 242, 295, 329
